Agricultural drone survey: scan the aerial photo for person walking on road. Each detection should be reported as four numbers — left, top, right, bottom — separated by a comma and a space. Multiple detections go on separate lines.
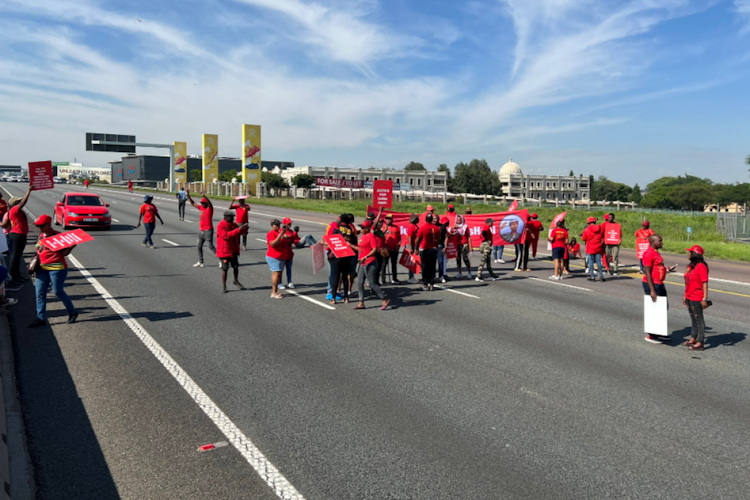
326, 220, 353, 305
1, 184, 33, 287
475, 218, 499, 282
217, 210, 248, 293
415, 214, 441, 291
582, 217, 605, 282
682, 245, 709, 351
266, 219, 288, 299
187, 191, 216, 268
643, 234, 676, 344
382, 214, 401, 284
137, 194, 163, 248
528, 214, 544, 259
176, 187, 188, 221
29, 214, 78, 328
548, 220, 568, 280
406, 214, 420, 284
128, 179, 133, 193
353, 220, 390, 310
83, 179, 90, 190
452, 215, 472, 279
229, 197, 251, 250
636, 221, 655, 273
601, 213, 622, 275
279, 217, 297, 290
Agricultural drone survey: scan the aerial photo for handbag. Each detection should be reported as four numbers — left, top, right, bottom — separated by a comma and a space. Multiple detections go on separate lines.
27, 252, 41, 276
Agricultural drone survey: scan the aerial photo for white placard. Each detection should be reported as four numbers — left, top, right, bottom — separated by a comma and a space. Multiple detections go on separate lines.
311, 241, 325, 274
644, 296, 669, 337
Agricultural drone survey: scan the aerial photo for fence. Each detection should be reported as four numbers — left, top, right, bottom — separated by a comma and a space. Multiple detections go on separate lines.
717, 211, 750, 241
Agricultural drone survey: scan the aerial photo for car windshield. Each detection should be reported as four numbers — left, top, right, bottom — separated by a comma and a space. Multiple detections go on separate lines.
67, 196, 104, 206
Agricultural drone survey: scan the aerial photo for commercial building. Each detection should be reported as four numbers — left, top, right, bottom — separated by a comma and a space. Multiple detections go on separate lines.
276, 166, 448, 193
498, 159, 590, 202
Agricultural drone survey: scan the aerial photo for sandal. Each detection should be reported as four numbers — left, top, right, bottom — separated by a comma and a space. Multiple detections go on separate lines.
380, 299, 391, 311
352, 304, 366, 310
688, 344, 704, 351
270, 293, 284, 299
330, 299, 337, 305
681, 340, 697, 346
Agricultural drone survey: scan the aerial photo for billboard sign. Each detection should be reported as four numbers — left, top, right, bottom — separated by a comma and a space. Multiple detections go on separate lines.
174, 141, 187, 184
242, 125, 261, 192
202, 134, 219, 183
86, 133, 136, 153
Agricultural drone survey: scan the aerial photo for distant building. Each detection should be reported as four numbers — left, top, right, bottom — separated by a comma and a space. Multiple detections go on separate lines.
704, 203, 745, 214
498, 159, 590, 202
277, 166, 448, 193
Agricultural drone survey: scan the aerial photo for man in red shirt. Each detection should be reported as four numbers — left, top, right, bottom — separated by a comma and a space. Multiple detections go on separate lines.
187, 191, 216, 268
382, 214, 402, 284
406, 213, 420, 284
217, 210, 249, 293
414, 214, 441, 290
582, 217, 605, 282
229, 197, 251, 250
83, 178, 90, 190
136, 194, 164, 248
635, 221, 655, 273
548, 220, 568, 280
353, 220, 390, 310
528, 214, 544, 259
1, 184, 33, 287
642, 233, 676, 343
601, 213, 622, 276
128, 179, 133, 193
475, 218, 499, 282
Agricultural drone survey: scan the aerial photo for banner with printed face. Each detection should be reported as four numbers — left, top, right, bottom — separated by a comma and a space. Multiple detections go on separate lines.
373, 180, 393, 208
603, 222, 622, 245
242, 124, 261, 193
174, 141, 187, 185
311, 241, 326, 274
29, 161, 54, 190
202, 134, 219, 183
324, 234, 356, 258
38, 229, 94, 251
367, 206, 528, 247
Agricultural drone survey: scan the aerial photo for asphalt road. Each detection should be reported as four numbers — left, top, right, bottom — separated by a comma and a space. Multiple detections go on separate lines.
4, 182, 750, 499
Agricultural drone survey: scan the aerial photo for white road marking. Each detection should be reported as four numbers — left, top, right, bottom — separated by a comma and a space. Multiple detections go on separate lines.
255, 238, 266, 243
68, 255, 306, 500
184, 219, 194, 223
162, 239, 179, 246
112, 219, 120, 223
433, 285, 480, 299
529, 276, 592, 292
248, 220, 258, 224
252, 211, 326, 226
284, 289, 335, 310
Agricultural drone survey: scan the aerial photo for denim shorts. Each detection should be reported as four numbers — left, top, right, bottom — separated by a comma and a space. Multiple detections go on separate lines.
266, 256, 285, 272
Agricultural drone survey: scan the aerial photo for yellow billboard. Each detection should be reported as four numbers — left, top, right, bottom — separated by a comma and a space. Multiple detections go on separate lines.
174, 141, 187, 185
242, 124, 261, 193
202, 134, 219, 183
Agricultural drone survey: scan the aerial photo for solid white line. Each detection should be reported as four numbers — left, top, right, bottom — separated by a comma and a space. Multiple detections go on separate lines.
184, 219, 194, 223
255, 238, 266, 243
529, 276, 592, 292
162, 239, 179, 246
285, 289, 336, 310
433, 285, 480, 299
68, 255, 306, 500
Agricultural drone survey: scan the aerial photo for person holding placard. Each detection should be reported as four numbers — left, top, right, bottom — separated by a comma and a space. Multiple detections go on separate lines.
682, 245, 710, 351
353, 220, 390, 310
643, 234, 677, 344
2, 184, 33, 287
601, 213, 621, 275
229, 197, 251, 250
29, 215, 78, 327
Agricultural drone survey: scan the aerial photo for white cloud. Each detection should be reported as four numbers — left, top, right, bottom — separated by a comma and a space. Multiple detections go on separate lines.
736, 0, 750, 33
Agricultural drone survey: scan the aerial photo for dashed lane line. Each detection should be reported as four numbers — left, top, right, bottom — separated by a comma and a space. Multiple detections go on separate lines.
162, 239, 179, 246
433, 285, 480, 299
284, 289, 336, 310
529, 276, 592, 292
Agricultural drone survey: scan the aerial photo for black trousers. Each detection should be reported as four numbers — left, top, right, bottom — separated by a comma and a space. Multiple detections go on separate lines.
9, 233, 26, 282
687, 300, 706, 344
178, 200, 186, 218
330, 257, 351, 298
420, 248, 438, 286
514, 243, 529, 270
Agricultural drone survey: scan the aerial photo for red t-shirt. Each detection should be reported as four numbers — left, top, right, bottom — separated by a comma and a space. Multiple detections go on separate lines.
0, 199, 8, 219
582, 224, 604, 255
642, 247, 666, 284
384, 224, 401, 250
233, 205, 249, 224
528, 220, 543, 236
358, 232, 377, 265
417, 223, 440, 249
684, 263, 708, 301
8, 205, 28, 235
407, 223, 419, 247
481, 225, 493, 243
550, 227, 568, 249
36, 231, 67, 270
280, 229, 295, 260
266, 230, 285, 259
139, 203, 158, 224
198, 205, 214, 231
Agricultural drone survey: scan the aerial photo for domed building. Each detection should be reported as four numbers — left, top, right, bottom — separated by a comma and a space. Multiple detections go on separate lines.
497, 159, 590, 202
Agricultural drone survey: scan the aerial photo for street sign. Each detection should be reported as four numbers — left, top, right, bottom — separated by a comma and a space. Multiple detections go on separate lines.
52, 162, 69, 167
687, 227, 692, 233
86, 133, 136, 153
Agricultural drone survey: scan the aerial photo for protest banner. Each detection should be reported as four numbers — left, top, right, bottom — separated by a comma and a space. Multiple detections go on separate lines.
508, 199, 518, 212
38, 229, 94, 251
399, 248, 421, 274
373, 180, 393, 208
323, 234, 355, 258
604, 223, 622, 245
636, 238, 650, 259
445, 239, 458, 259
29, 161, 54, 190
547, 211, 567, 250
311, 241, 326, 274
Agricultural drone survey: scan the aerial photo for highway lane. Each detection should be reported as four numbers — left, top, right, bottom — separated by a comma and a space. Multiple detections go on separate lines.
4, 182, 750, 499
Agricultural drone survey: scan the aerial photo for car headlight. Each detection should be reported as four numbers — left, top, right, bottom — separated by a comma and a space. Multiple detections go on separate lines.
102, 211, 110, 217
67, 211, 78, 217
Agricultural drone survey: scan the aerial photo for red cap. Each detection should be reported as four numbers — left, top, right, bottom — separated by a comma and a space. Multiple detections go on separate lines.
439, 216, 449, 224
282, 217, 292, 225
359, 220, 373, 229
587, 217, 597, 223
532, 213, 538, 218
426, 205, 434, 211
34, 214, 52, 226
642, 220, 650, 227
685, 245, 704, 255
200, 197, 208, 203
448, 204, 454, 209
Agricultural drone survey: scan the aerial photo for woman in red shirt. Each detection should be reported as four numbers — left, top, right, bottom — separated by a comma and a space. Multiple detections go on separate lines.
29, 215, 78, 328
353, 220, 390, 310
266, 219, 289, 299
682, 245, 709, 351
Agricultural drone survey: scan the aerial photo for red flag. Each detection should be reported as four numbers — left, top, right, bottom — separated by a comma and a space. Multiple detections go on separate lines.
508, 199, 518, 212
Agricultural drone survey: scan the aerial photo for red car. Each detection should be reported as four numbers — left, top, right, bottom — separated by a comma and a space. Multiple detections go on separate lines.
54, 192, 112, 230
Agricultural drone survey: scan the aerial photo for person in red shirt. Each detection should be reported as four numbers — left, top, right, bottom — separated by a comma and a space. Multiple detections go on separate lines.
381, 214, 402, 284
278, 217, 297, 290
601, 213, 622, 275
229, 197, 251, 250
217, 210, 249, 293
28, 214, 78, 328
128, 179, 133, 193
406, 213, 420, 284
528, 214, 544, 259
582, 217, 605, 282
564, 237, 581, 274
643, 234, 677, 343
414, 214, 441, 290
353, 220, 390, 310
474, 218, 499, 282
451, 214, 472, 279
547, 220, 568, 280
682, 245, 709, 351
1, 184, 33, 286
266, 219, 289, 299
136, 194, 163, 248
83, 178, 90, 190
187, 191, 216, 268
0, 193, 8, 220
635, 221, 655, 273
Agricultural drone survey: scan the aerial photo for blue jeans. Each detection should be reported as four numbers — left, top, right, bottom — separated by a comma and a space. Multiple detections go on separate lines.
285, 258, 293, 284
35, 269, 76, 320
493, 245, 504, 260
589, 254, 604, 279
143, 222, 155, 246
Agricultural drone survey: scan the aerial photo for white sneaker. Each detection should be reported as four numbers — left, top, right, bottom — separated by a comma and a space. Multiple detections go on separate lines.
549, 275, 558, 280
218, 259, 222, 267
407, 277, 418, 284
441, 277, 447, 283
498, 259, 506, 264
278, 284, 286, 290
475, 276, 484, 282
193, 262, 204, 268
455, 273, 463, 279
613, 272, 619, 276
493, 259, 498, 263
287, 283, 295, 289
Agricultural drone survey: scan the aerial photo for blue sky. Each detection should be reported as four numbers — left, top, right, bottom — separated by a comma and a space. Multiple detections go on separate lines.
1, 0, 750, 186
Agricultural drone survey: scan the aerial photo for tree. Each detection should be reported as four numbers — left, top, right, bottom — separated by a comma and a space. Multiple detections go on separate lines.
640, 175, 713, 209
437, 163, 455, 192
569, 170, 574, 176
262, 172, 288, 189
670, 184, 715, 211
190, 169, 202, 182
405, 161, 426, 171
291, 173, 316, 189
452, 159, 501, 196
746, 154, 750, 177
629, 183, 642, 204
592, 175, 632, 202
218, 169, 238, 182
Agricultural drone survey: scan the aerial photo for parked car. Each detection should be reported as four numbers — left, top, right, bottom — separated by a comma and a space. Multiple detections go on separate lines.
54, 192, 111, 230
9, 175, 20, 182
0, 175, 9, 182
53, 176, 67, 184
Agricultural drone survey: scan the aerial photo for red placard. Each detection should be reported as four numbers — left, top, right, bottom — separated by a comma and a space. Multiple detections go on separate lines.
399, 248, 421, 273
636, 238, 650, 259
373, 180, 393, 209
38, 229, 94, 251
29, 161, 54, 190
603, 222, 622, 245
323, 234, 355, 258
445, 239, 458, 259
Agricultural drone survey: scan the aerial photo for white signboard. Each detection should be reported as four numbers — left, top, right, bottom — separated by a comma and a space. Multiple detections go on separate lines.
644, 296, 669, 337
